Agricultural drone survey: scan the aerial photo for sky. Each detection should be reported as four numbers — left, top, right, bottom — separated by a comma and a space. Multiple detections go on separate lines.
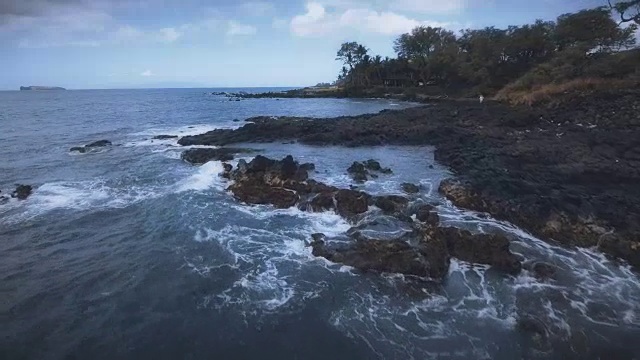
0, 0, 617, 89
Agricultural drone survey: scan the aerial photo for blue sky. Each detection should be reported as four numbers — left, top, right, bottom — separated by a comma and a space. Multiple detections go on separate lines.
0, 0, 614, 89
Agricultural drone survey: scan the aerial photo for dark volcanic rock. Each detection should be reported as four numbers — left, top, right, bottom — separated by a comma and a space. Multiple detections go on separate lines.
413, 204, 440, 226
347, 162, 368, 183
401, 183, 421, 194
300, 163, 316, 171
310, 236, 449, 280
335, 189, 370, 218
12, 184, 33, 200
229, 183, 298, 208
86, 140, 111, 147
181, 148, 255, 165
364, 159, 382, 171
152, 135, 178, 140
523, 261, 557, 280
70, 139, 112, 153
438, 227, 522, 274
374, 195, 409, 215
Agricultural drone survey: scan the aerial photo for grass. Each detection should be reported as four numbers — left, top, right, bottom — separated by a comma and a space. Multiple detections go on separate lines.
494, 78, 638, 106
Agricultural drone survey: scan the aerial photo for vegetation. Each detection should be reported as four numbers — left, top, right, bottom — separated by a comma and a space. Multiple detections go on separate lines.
335, 6, 639, 100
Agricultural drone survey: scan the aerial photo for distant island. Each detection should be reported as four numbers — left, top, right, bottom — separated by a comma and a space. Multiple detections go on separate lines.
20, 86, 66, 91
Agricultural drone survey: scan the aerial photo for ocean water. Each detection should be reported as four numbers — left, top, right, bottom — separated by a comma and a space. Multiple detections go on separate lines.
1, 88, 639, 359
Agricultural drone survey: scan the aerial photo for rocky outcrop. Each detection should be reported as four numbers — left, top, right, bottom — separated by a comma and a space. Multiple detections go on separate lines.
0, 184, 33, 203
401, 183, 421, 194
346, 160, 393, 183
70, 140, 112, 153
310, 233, 450, 280
152, 135, 178, 140
437, 227, 522, 274
221, 155, 521, 279
181, 148, 256, 165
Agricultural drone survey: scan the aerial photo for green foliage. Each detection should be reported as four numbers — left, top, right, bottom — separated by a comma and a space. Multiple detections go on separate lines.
611, 0, 640, 24
334, 5, 639, 96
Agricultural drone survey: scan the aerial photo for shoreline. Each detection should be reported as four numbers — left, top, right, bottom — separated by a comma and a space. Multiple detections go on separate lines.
181, 88, 640, 268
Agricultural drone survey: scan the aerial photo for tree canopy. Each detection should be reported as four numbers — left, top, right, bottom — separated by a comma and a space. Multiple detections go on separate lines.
334, 5, 638, 95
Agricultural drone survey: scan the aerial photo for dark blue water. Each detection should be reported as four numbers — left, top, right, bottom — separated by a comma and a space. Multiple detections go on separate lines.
1, 88, 639, 360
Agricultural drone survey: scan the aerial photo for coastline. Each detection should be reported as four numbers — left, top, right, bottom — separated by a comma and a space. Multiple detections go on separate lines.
182, 88, 640, 268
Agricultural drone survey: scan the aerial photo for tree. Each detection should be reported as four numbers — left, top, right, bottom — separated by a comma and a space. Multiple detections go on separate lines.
555, 7, 637, 52
393, 26, 458, 84
609, 0, 640, 24
336, 42, 369, 87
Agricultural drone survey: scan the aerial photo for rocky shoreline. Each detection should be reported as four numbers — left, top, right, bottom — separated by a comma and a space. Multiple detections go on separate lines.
180, 89, 640, 268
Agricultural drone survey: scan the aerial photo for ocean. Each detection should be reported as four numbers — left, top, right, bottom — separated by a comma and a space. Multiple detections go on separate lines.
1, 88, 639, 359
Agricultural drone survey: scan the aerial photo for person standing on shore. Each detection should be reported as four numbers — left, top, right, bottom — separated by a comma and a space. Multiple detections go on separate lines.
479, 94, 485, 103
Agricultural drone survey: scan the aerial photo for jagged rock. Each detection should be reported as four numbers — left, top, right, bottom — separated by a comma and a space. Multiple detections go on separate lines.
437, 227, 522, 274
152, 135, 178, 140
11, 184, 33, 200
335, 189, 370, 218
310, 235, 449, 280
70, 139, 112, 153
228, 183, 298, 208
347, 162, 368, 183
364, 159, 382, 171
401, 182, 421, 194
413, 204, 440, 226
181, 148, 255, 165
300, 163, 316, 171
374, 195, 409, 215
523, 261, 557, 280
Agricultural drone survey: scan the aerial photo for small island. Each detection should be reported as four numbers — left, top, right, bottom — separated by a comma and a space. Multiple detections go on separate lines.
20, 86, 66, 91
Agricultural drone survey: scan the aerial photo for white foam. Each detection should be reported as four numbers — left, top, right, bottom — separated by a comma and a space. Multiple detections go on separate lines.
175, 161, 226, 192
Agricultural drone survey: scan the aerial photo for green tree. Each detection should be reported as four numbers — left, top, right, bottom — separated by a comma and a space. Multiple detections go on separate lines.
555, 7, 637, 52
393, 26, 458, 84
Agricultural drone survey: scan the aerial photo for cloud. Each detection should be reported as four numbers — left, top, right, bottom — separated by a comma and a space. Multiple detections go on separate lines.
159, 27, 181, 42
290, 2, 451, 37
226, 20, 257, 36
140, 70, 153, 77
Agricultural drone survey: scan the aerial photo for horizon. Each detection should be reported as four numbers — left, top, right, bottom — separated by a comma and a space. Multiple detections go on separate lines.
1, 0, 635, 90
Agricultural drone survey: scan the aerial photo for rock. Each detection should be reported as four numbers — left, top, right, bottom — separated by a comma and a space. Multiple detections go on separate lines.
334, 189, 369, 218
85, 140, 111, 148
181, 148, 255, 165
228, 182, 298, 209
380, 167, 393, 174
401, 183, 421, 194
374, 195, 408, 215
70, 139, 112, 153
300, 163, 316, 171
364, 159, 382, 171
11, 184, 33, 200
437, 227, 522, 274
347, 162, 368, 183
523, 261, 557, 280
311, 233, 326, 243
233, 119, 240, 122
310, 236, 449, 280
152, 135, 178, 140
414, 205, 440, 226
516, 315, 549, 339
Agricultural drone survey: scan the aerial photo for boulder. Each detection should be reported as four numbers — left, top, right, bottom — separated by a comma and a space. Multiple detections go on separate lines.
523, 260, 557, 280
413, 204, 440, 226
181, 148, 254, 165
152, 135, 178, 140
364, 159, 382, 172
437, 227, 522, 274
310, 236, 449, 280
70, 139, 112, 153
401, 182, 421, 194
374, 195, 409, 215
228, 182, 298, 209
335, 189, 370, 218
12, 184, 33, 200
300, 163, 316, 171
347, 162, 368, 183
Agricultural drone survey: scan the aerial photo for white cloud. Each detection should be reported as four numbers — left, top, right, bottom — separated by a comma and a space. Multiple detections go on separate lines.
291, 2, 332, 36
291, 2, 451, 37
141, 70, 153, 77
226, 20, 257, 36
159, 27, 181, 42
